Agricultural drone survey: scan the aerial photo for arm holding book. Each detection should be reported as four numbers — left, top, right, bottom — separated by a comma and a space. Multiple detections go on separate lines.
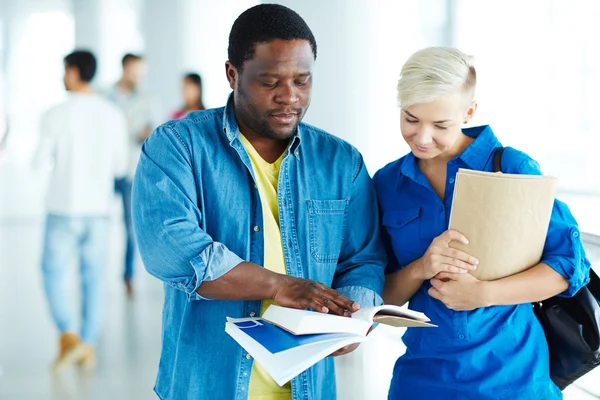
383, 230, 479, 306
428, 157, 590, 310
429, 263, 568, 310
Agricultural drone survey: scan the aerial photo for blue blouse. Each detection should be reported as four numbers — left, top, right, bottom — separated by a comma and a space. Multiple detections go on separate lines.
373, 125, 591, 400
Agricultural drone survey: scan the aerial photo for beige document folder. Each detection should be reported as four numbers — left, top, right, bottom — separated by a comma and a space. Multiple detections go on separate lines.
448, 169, 558, 281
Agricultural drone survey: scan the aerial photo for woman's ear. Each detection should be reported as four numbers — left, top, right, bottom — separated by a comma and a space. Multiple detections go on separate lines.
464, 101, 478, 123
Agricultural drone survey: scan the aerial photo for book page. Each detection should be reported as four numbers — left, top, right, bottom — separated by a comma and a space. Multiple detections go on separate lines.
372, 315, 436, 328
352, 305, 429, 323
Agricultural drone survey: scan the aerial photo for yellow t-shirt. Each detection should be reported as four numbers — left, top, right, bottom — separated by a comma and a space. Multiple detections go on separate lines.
240, 135, 292, 400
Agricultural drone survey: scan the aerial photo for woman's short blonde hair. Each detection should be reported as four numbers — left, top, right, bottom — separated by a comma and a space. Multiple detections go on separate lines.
397, 47, 476, 110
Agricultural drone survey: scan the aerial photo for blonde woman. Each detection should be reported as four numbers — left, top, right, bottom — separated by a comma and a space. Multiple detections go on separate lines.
373, 47, 591, 399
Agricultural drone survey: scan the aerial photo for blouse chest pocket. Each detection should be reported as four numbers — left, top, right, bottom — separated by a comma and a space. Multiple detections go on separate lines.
382, 207, 426, 261
307, 199, 348, 264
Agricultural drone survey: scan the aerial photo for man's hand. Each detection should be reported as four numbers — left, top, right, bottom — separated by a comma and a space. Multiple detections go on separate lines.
428, 271, 489, 311
197, 263, 360, 316
330, 343, 360, 357
271, 276, 360, 316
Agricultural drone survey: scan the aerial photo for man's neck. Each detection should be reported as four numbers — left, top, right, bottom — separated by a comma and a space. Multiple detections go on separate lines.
240, 129, 289, 164
69, 84, 93, 94
117, 79, 136, 94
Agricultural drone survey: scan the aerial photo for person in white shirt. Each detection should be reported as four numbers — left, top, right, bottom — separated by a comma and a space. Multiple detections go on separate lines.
105, 53, 156, 297
34, 50, 128, 372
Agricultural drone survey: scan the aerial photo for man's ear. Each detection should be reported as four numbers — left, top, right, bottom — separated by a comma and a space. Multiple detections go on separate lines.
225, 61, 239, 90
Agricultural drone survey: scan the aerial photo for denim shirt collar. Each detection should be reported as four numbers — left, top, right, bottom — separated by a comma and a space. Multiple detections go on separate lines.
398, 125, 500, 188
221, 93, 302, 159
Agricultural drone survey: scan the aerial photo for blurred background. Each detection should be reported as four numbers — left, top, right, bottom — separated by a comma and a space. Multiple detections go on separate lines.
0, 0, 598, 399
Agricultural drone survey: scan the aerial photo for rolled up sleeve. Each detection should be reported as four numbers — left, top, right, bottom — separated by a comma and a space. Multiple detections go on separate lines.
540, 202, 591, 297
517, 158, 591, 297
132, 124, 244, 301
332, 154, 386, 307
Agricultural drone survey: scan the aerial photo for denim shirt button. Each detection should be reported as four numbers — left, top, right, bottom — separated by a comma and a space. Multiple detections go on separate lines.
246, 354, 252, 360
250, 312, 256, 317
253, 225, 260, 232
573, 231, 580, 238
449, 178, 455, 184
458, 333, 466, 340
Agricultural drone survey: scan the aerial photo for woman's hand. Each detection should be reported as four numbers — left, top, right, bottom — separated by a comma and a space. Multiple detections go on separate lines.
428, 271, 489, 311
418, 230, 479, 280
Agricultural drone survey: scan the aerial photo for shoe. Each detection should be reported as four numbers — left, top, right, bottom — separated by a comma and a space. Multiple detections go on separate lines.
53, 333, 85, 372
125, 279, 134, 299
78, 345, 96, 372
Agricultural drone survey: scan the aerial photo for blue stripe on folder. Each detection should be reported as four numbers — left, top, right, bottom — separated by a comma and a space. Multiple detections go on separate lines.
234, 320, 355, 354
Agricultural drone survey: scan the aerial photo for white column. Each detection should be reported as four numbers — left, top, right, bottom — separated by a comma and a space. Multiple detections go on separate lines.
72, 0, 102, 54
140, 0, 188, 120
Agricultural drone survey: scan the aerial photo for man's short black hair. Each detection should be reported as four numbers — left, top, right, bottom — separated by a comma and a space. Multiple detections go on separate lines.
64, 50, 97, 83
122, 53, 143, 67
228, 4, 317, 71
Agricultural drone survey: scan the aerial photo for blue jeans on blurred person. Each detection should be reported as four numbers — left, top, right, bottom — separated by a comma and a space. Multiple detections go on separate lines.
41, 214, 109, 344
114, 177, 135, 281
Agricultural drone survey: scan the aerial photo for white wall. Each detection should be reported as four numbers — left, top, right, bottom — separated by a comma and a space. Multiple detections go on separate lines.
0, 0, 74, 219
183, 0, 259, 110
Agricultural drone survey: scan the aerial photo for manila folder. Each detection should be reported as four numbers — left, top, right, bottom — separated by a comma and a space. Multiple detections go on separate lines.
448, 169, 557, 281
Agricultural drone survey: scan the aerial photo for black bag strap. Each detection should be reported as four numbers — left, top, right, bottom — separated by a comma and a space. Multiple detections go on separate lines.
588, 267, 600, 298
492, 146, 506, 173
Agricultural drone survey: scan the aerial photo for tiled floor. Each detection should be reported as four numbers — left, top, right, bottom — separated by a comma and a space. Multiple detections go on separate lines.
0, 219, 164, 400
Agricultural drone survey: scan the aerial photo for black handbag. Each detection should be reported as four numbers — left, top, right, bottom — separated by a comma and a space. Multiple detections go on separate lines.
492, 147, 600, 389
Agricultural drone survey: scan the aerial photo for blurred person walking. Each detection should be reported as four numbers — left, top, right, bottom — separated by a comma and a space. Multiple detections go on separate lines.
106, 53, 157, 297
34, 50, 128, 371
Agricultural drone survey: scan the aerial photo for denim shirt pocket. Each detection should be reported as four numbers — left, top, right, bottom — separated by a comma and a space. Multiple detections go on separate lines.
307, 199, 348, 263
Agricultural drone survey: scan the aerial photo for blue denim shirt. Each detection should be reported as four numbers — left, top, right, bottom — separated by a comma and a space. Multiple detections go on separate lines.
132, 95, 385, 400
374, 125, 591, 400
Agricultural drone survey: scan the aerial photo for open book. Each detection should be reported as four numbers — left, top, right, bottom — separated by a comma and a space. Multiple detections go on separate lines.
449, 168, 557, 281
225, 305, 435, 386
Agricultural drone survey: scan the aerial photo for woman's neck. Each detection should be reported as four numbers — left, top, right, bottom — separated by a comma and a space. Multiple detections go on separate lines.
419, 132, 474, 170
